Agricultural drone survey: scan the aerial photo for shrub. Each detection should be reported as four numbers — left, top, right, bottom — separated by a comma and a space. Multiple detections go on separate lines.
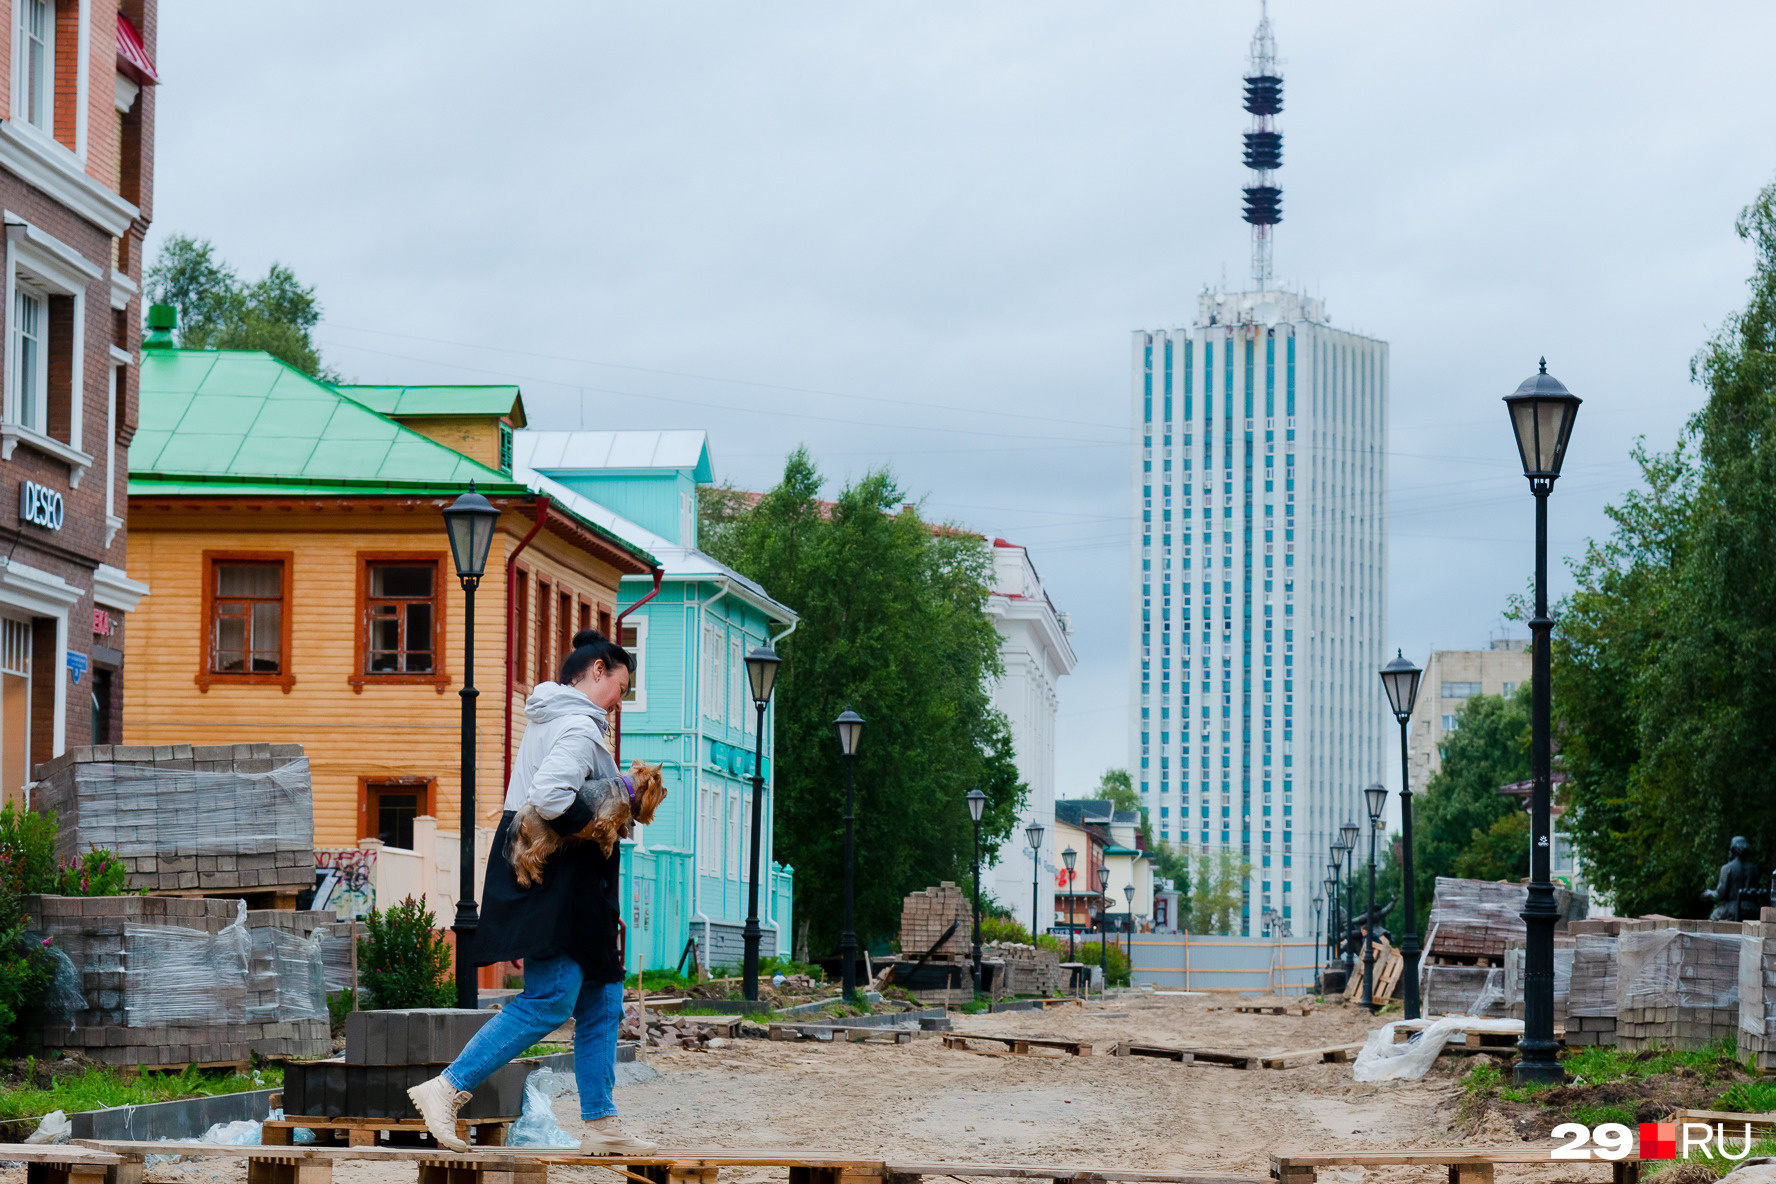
1075, 936, 1132, 987
980, 915, 1032, 945
357, 896, 453, 1009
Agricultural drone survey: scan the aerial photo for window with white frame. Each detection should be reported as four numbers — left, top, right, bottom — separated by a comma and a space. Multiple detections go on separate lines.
9, 287, 43, 430
16, 0, 52, 134
727, 633, 743, 732
741, 789, 754, 880
619, 617, 647, 713
700, 621, 723, 721
727, 789, 741, 879
698, 786, 721, 875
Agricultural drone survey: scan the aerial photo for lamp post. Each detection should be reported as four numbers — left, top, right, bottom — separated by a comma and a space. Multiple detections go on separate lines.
741, 646, 781, 1003
442, 485, 500, 1010
1061, 846, 1077, 964
966, 788, 987, 996
1505, 358, 1581, 1085
834, 708, 864, 1002
1096, 864, 1111, 988
1312, 893, 1325, 993
1328, 846, 1346, 984
1026, 821, 1046, 943
1339, 820, 1360, 984
1122, 882, 1135, 966
1362, 783, 1388, 1013
1380, 649, 1425, 1018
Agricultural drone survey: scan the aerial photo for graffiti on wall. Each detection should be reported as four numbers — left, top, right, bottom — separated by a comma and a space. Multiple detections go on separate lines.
315, 848, 377, 919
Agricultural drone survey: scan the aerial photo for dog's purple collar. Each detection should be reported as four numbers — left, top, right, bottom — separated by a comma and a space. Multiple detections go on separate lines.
622, 774, 637, 813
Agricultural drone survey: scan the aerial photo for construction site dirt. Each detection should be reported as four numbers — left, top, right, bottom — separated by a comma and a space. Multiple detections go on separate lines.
82, 993, 1610, 1184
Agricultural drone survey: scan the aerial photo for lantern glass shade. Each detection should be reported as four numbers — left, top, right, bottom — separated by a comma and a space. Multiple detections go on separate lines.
1364, 783, 1389, 822
1380, 649, 1422, 720
1026, 821, 1045, 851
442, 487, 501, 581
745, 647, 781, 706
1330, 844, 1345, 871
833, 708, 864, 756
1340, 820, 1361, 850
1322, 877, 1336, 897
1061, 846, 1077, 872
1097, 865, 1110, 892
1123, 884, 1134, 906
1504, 361, 1582, 479
965, 787, 987, 823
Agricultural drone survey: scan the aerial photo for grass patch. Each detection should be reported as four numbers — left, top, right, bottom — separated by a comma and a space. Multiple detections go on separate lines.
1643, 1134, 1776, 1180
1716, 1079, 1776, 1113
1561, 1037, 1741, 1087
0, 1062, 279, 1122
517, 1044, 566, 1058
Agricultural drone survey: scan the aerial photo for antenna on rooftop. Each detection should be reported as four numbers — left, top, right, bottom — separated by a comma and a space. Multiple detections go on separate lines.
1241, 0, 1282, 291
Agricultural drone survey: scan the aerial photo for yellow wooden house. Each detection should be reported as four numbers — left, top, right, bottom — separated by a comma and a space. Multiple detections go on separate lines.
122, 341, 657, 923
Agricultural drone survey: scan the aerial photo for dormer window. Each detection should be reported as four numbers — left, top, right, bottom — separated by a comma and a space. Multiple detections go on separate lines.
498, 422, 513, 474
17, 0, 51, 134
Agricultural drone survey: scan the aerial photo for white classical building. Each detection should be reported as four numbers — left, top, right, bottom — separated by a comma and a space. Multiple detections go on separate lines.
982, 539, 1076, 937
1129, 287, 1388, 937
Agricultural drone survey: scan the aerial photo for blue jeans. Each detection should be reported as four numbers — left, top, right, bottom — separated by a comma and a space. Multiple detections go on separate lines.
442, 955, 624, 1121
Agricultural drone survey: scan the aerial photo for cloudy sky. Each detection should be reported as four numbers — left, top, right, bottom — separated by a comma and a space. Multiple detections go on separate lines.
150, 2, 1776, 799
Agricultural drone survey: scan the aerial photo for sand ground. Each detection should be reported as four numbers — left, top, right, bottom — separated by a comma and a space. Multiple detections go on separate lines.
121, 993, 1612, 1184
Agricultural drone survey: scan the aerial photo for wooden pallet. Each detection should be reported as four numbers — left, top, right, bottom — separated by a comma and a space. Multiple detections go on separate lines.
265, 1116, 513, 1149
941, 1033, 1092, 1056
1388, 1018, 1564, 1053
768, 1023, 912, 1044
888, 1162, 1263, 1184
1110, 1041, 1259, 1069
1272, 1145, 1640, 1184
1667, 1110, 1776, 1139
1235, 1005, 1312, 1016
1260, 1044, 1363, 1069
0, 1145, 119, 1184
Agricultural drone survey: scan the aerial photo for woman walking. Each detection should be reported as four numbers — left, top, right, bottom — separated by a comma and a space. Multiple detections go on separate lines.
409, 630, 657, 1154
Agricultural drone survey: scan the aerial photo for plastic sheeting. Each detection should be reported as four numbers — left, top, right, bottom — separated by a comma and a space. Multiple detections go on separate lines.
33, 937, 87, 1031
124, 902, 328, 1027
1504, 946, 1574, 1010
49, 758, 312, 859
1570, 933, 1620, 1018
507, 1069, 576, 1148
1618, 928, 1740, 1011
1352, 1015, 1526, 1082
1420, 964, 1508, 1018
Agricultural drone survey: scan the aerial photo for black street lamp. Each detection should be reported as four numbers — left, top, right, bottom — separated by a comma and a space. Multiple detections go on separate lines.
441, 484, 501, 1010
1312, 893, 1325, 993
1122, 882, 1135, 966
1096, 864, 1110, 988
1025, 820, 1046, 943
1061, 846, 1077, 964
1330, 841, 1350, 983
834, 707, 864, 1002
966, 788, 987, 996
1361, 783, 1388, 1013
741, 646, 781, 1002
1380, 649, 1424, 1018
1505, 357, 1581, 1085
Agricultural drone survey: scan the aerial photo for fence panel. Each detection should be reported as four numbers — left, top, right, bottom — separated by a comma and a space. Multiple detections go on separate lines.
1128, 934, 1318, 993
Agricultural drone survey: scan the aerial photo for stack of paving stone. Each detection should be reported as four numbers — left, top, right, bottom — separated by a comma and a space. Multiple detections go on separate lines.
1503, 935, 1576, 1026
898, 883, 969, 958
1418, 964, 1509, 1017
31, 744, 315, 900
1424, 877, 1581, 960
23, 895, 330, 1065
1616, 917, 1742, 1051
1566, 918, 1624, 1047
282, 1010, 531, 1121
985, 941, 1064, 995
1738, 916, 1776, 1070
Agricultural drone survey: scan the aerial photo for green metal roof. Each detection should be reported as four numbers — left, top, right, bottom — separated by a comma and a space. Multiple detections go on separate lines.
1102, 845, 1142, 856
335, 384, 525, 423
131, 349, 655, 568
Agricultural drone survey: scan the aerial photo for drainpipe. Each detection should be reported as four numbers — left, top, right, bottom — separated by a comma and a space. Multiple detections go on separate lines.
611, 567, 664, 763
762, 617, 798, 957
502, 497, 550, 792
689, 583, 732, 971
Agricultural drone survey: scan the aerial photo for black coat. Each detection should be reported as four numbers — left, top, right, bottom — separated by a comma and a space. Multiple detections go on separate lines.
471, 808, 625, 983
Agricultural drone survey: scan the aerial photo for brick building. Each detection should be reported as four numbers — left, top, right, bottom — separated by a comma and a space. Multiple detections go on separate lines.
0, 1, 156, 802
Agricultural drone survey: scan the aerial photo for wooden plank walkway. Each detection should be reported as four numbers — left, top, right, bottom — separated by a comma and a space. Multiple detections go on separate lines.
1234, 1005, 1312, 1017
1259, 1044, 1363, 1070
768, 1023, 913, 1044
941, 1033, 1092, 1056
1110, 1041, 1259, 1069
1271, 1146, 1640, 1184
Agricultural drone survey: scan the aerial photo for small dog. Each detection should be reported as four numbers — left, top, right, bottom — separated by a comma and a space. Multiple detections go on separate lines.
508, 760, 666, 887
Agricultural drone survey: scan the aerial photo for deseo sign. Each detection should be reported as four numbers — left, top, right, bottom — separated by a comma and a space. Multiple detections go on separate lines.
19, 481, 63, 531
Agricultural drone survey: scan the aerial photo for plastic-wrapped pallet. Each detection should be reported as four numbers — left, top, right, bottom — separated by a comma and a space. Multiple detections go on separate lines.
1424, 877, 1584, 961
30, 744, 315, 898
1615, 917, 1741, 1051
1566, 918, 1623, 1046
1419, 963, 1508, 1017
1503, 937, 1575, 1026
1738, 919, 1776, 1069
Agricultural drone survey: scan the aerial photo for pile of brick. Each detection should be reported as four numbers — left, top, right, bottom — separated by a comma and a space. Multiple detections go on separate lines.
24, 895, 331, 1066
1504, 935, 1575, 1026
1419, 964, 1508, 1017
1424, 877, 1581, 960
32, 744, 315, 901
1615, 917, 1741, 1051
1737, 916, 1776, 1070
985, 941, 1063, 996
1566, 918, 1623, 1047
284, 1010, 527, 1122
898, 883, 968, 959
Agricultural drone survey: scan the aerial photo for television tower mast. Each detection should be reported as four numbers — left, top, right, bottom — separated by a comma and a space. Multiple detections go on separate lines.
1241, 1, 1282, 291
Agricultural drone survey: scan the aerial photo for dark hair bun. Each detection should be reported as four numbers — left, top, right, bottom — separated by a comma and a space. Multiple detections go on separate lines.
559, 628, 635, 685
572, 629, 606, 650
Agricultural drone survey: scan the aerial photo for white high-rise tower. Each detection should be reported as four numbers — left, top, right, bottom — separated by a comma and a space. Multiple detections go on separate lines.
1128, 8, 1388, 938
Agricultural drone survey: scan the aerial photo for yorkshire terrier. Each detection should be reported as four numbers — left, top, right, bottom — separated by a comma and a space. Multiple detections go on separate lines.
508, 760, 667, 887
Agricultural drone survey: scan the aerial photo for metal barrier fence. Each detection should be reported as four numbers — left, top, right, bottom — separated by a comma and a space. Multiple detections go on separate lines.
1127, 933, 1319, 993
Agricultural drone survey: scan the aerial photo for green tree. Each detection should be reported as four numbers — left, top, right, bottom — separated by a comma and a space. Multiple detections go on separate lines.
1553, 178, 1776, 916
357, 896, 452, 1009
700, 450, 1026, 956
144, 235, 336, 379
1184, 848, 1250, 935
1406, 685, 1531, 933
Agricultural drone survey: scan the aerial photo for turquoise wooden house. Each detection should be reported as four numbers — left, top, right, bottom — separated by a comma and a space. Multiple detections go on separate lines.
513, 431, 796, 976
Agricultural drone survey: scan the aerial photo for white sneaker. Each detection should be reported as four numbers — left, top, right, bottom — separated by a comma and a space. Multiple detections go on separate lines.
407, 1075, 472, 1152
579, 1116, 658, 1155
